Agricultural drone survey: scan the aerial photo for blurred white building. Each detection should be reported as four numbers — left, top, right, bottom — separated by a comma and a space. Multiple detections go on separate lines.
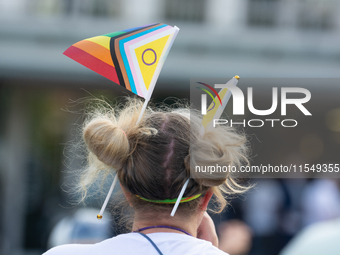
0, 0, 340, 83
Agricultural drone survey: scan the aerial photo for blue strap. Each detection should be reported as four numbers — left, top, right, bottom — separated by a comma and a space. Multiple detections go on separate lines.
138, 232, 163, 255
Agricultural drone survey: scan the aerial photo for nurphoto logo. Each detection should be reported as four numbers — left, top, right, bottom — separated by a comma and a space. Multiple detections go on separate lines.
197, 82, 312, 128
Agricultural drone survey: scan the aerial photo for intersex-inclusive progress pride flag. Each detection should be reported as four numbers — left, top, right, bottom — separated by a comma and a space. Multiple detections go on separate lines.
64, 23, 179, 100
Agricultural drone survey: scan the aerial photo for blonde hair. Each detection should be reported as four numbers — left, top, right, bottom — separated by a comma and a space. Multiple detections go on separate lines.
78, 97, 250, 216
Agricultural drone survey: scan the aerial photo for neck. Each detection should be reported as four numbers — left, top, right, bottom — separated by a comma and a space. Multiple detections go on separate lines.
132, 212, 199, 237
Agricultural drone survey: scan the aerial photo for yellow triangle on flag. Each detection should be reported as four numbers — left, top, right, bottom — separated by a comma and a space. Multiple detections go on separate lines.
134, 35, 170, 90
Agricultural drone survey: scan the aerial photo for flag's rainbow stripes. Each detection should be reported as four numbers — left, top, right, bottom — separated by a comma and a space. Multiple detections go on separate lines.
64, 23, 179, 99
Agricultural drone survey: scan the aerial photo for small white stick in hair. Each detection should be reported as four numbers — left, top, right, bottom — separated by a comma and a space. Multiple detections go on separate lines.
97, 174, 118, 219
170, 178, 190, 217
136, 99, 149, 125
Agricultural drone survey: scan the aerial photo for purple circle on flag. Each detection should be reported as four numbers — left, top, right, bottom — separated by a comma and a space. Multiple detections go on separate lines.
142, 48, 157, 66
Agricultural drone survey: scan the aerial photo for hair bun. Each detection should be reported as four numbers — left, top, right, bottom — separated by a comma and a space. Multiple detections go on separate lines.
83, 118, 129, 168
187, 125, 248, 189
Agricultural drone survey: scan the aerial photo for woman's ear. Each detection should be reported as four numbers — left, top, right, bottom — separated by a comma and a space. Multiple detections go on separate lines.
120, 183, 133, 207
199, 189, 213, 211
